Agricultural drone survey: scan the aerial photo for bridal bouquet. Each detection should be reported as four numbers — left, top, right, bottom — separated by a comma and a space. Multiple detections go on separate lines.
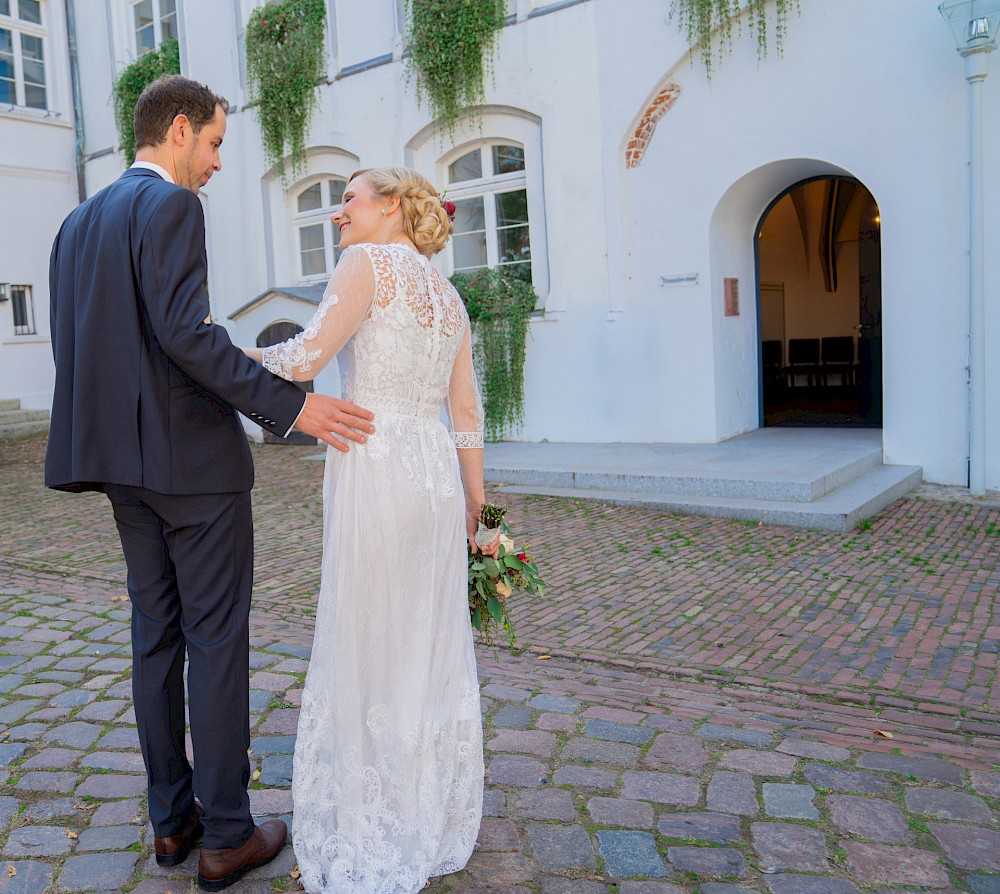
468, 503, 545, 649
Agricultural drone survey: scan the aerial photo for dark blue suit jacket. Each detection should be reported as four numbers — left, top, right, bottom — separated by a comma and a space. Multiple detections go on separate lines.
45, 167, 306, 494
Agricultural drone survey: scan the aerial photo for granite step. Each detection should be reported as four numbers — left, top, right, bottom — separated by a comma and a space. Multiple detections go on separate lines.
0, 408, 50, 441
0, 408, 49, 426
491, 463, 923, 532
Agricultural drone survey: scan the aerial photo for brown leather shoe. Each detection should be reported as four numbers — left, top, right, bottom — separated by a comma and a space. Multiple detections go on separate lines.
197, 819, 287, 891
154, 804, 204, 866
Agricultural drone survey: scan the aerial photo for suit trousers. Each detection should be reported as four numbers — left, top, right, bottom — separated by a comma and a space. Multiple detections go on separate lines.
105, 484, 256, 850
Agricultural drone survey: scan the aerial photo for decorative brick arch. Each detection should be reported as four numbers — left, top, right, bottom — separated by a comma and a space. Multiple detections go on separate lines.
625, 83, 682, 169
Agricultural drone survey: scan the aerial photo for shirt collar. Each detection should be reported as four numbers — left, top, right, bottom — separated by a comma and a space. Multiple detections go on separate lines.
130, 161, 174, 184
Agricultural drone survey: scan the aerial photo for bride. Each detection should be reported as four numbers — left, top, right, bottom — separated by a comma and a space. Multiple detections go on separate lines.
246, 167, 496, 894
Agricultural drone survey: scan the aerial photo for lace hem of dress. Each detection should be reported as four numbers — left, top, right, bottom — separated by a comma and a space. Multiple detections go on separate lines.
452, 431, 483, 449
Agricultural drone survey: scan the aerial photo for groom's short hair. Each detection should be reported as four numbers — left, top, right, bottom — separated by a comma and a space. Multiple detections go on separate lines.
134, 75, 230, 150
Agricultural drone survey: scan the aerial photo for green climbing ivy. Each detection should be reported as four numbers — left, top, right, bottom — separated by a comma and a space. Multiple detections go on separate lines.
113, 38, 180, 166
671, 0, 800, 78
245, 0, 327, 178
406, 0, 507, 137
450, 267, 538, 442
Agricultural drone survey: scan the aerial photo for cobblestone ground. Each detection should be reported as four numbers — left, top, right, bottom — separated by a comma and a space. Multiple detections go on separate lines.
1, 435, 998, 894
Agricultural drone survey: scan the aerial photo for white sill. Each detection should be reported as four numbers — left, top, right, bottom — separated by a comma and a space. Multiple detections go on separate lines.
2, 335, 49, 345
0, 106, 73, 128
528, 311, 557, 323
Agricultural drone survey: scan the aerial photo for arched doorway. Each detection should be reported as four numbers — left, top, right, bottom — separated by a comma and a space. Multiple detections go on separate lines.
757, 177, 882, 427
256, 321, 317, 446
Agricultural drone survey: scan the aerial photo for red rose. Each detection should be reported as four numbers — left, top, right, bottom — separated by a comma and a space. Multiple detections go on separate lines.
443, 200, 457, 222
518, 553, 527, 561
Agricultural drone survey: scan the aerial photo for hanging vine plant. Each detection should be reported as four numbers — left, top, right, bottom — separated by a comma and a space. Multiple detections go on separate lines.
450, 267, 538, 442
406, 0, 507, 137
113, 38, 180, 166
245, 0, 327, 179
671, 0, 800, 78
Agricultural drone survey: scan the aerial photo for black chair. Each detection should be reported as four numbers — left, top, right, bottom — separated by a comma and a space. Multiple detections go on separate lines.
784, 338, 821, 389
821, 336, 855, 388
762, 340, 783, 390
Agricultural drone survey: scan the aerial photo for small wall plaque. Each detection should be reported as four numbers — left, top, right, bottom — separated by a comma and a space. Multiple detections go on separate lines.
724, 277, 739, 316
660, 273, 699, 288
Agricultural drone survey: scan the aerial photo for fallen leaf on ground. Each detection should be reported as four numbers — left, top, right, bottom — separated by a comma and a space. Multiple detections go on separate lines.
7, 865, 16, 878
290, 865, 301, 880
252, 769, 261, 781
66, 831, 78, 840
872, 729, 894, 739
537, 655, 551, 660
73, 803, 97, 810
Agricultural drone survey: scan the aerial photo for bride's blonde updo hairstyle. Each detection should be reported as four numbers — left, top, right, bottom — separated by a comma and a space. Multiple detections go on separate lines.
349, 166, 452, 258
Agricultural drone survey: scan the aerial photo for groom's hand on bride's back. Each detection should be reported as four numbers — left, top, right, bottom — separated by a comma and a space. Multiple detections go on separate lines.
294, 393, 375, 452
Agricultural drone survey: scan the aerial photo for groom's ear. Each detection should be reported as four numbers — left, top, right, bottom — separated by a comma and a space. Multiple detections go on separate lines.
170, 114, 193, 146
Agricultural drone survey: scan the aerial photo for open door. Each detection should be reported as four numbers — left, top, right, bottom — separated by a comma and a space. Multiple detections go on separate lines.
757, 177, 882, 427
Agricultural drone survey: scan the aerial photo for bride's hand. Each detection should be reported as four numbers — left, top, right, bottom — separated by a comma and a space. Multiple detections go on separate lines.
466, 508, 501, 557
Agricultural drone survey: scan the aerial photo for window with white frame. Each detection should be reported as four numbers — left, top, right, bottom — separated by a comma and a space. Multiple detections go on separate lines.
446, 143, 532, 283
294, 177, 347, 280
0, 0, 46, 110
131, 0, 176, 55
9, 284, 35, 335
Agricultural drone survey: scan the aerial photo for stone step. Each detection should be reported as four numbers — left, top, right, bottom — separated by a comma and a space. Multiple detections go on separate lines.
484, 431, 885, 504
0, 408, 50, 425
0, 398, 20, 412
488, 448, 880, 503
0, 419, 50, 441
492, 464, 923, 532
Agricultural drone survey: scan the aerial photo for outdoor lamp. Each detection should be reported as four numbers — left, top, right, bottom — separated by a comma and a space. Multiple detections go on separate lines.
939, 0, 1000, 57
938, 0, 1000, 496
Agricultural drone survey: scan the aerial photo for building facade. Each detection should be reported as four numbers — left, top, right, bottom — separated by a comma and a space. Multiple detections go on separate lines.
2, 0, 998, 489
0, 0, 77, 410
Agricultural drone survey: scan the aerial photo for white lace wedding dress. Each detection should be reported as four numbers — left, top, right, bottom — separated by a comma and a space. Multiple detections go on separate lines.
261, 242, 485, 894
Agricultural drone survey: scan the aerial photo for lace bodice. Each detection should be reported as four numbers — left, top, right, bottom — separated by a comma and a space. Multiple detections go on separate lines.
262, 243, 484, 447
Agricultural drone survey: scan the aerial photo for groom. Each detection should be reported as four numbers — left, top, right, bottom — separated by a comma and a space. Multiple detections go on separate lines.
45, 75, 373, 891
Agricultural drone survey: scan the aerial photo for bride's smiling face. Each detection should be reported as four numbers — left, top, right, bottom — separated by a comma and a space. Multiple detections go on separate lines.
332, 174, 387, 248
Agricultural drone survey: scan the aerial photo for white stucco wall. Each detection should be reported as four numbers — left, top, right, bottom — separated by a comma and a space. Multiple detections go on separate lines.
0, 0, 78, 409
9, 0, 999, 487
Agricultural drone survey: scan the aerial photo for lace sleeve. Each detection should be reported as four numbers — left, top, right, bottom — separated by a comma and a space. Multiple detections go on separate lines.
447, 319, 484, 449
262, 247, 375, 381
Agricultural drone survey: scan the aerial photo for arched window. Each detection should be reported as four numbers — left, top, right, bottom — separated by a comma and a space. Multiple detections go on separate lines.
0, 0, 47, 109
293, 176, 347, 281
130, 0, 177, 54
445, 143, 532, 283
257, 321, 315, 445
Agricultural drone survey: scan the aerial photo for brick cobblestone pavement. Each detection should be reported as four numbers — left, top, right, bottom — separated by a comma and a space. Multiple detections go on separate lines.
1, 435, 998, 893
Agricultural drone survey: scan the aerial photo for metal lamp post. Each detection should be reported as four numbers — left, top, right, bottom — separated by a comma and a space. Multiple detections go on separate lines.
939, 0, 1000, 495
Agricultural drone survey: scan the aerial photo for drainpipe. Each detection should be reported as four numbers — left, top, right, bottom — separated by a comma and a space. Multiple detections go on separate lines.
65, 0, 86, 203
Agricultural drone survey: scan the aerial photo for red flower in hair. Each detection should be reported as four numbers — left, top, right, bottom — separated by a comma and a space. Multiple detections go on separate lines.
442, 200, 457, 223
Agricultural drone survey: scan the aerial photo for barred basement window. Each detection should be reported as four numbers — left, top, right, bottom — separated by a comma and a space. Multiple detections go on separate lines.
11, 284, 35, 335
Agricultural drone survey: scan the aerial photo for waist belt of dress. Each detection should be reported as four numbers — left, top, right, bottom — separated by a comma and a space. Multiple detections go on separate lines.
352, 396, 440, 421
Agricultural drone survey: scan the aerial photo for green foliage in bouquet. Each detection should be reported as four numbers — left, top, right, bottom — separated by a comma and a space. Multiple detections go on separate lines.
406, 0, 507, 137
670, 0, 800, 79
469, 503, 544, 650
245, 0, 327, 179
450, 268, 538, 442
113, 38, 180, 166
